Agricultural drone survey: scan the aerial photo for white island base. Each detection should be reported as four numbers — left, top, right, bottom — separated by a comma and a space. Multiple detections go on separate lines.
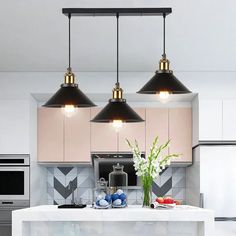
12, 205, 214, 236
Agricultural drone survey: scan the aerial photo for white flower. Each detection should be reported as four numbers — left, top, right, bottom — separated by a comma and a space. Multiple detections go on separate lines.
127, 137, 178, 182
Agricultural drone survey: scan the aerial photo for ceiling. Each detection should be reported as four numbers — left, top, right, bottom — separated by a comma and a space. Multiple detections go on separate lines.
0, 0, 236, 72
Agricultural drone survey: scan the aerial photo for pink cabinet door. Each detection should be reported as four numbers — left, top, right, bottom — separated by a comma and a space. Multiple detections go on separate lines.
37, 108, 64, 162
169, 108, 192, 163
90, 108, 118, 152
145, 108, 169, 157
64, 108, 91, 163
118, 108, 146, 152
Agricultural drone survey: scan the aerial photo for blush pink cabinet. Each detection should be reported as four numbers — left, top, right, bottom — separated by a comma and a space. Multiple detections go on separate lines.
37, 108, 91, 163
64, 108, 91, 163
90, 108, 118, 152
169, 108, 192, 163
145, 108, 169, 156
118, 108, 146, 152
37, 108, 64, 162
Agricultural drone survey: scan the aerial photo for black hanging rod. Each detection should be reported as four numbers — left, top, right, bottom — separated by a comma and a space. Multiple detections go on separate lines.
62, 8, 172, 17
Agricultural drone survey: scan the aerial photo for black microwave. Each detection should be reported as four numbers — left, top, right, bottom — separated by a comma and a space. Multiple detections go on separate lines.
92, 153, 145, 189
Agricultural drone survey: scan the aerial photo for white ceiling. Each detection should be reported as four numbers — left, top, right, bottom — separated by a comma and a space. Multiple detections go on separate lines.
0, 0, 236, 72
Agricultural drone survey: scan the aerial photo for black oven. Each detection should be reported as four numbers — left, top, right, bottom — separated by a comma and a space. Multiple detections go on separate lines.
0, 155, 30, 236
92, 153, 144, 189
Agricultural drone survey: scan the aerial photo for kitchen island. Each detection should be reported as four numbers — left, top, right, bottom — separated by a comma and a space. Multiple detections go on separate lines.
12, 205, 214, 236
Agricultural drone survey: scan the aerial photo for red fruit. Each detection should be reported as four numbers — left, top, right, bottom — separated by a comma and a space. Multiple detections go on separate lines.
174, 200, 181, 205
156, 197, 164, 204
163, 197, 174, 204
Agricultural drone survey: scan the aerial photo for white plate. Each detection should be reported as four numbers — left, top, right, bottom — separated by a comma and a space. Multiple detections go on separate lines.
112, 204, 127, 208
157, 203, 176, 209
93, 204, 111, 209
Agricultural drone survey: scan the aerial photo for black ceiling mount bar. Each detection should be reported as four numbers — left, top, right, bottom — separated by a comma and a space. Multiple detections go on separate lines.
62, 8, 172, 17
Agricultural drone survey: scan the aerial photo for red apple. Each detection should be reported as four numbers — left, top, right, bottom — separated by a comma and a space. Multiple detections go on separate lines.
156, 197, 164, 204
163, 197, 174, 204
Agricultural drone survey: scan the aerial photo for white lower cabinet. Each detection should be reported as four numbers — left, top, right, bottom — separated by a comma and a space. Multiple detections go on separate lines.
215, 222, 236, 236
0, 100, 29, 154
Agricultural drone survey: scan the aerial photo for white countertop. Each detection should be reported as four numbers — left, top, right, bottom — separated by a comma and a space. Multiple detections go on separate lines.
13, 205, 214, 222
12, 205, 215, 236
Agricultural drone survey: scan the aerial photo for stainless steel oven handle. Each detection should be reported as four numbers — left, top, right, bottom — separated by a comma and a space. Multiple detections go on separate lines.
0, 169, 25, 171
0, 223, 11, 227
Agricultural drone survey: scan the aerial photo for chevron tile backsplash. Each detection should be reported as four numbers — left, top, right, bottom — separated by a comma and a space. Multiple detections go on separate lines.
47, 167, 186, 205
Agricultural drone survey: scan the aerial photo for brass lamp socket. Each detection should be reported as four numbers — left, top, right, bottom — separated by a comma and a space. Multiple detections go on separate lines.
159, 57, 170, 71
64, 68, 75, 84
112, 83, 123, 99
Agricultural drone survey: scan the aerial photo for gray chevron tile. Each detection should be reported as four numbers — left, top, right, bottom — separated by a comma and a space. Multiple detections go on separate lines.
77, 167, 92, 176
58, 167, 74, 176
47, 166, 187, 205
172, 188, 185, 200
47, 167, 54, 175
152, 177, 172, 197
47, 187, 54, 198
77, 176, 93, 188
172, 167, 186, 176
172, 176, 186, 188
54, 176, 77, 199
66, 167, 77, 177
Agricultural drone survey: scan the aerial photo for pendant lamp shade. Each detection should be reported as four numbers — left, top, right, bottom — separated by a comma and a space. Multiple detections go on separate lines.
137, 69, 191, 94
91, 82, 144, 123
44, 85, 96, 107
91, 98, 144, 123
44, 69, 95, 107
91, 14, 143, 123
137, 14, 191, 95
44, 14, 95, 108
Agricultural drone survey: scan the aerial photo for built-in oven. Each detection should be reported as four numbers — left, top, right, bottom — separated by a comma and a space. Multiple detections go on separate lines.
0, 155, 30, 236
92, 153, 145, 189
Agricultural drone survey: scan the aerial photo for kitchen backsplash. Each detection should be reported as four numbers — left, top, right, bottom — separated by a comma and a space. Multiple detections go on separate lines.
47, 166, 186, 205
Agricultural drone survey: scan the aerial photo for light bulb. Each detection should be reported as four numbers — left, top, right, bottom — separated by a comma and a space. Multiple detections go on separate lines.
112, 120, 123, 131
159, 91, 170, 100
62, 105, 76, 117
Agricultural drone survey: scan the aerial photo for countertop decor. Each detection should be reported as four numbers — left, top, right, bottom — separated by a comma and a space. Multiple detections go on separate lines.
127, 137, 179, 207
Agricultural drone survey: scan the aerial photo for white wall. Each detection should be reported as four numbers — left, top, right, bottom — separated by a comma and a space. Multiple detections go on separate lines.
0, 0, 236, 72
29, 96, 47, 206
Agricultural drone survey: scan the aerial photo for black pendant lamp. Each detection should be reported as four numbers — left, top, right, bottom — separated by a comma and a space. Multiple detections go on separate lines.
91, 14, 144, 123
44, 14, 95, 108
137, 14, 191, 95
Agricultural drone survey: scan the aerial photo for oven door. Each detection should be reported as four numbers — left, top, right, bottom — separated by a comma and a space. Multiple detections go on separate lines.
0, 167, 29, 200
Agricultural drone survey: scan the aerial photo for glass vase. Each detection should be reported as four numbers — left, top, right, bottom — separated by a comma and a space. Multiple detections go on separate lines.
142, 182, 153, 207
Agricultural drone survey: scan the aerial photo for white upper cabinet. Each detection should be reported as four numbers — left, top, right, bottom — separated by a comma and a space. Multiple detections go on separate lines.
198, 99, 223, 141
0, 100, 29, 154
222, 99, 236, 140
